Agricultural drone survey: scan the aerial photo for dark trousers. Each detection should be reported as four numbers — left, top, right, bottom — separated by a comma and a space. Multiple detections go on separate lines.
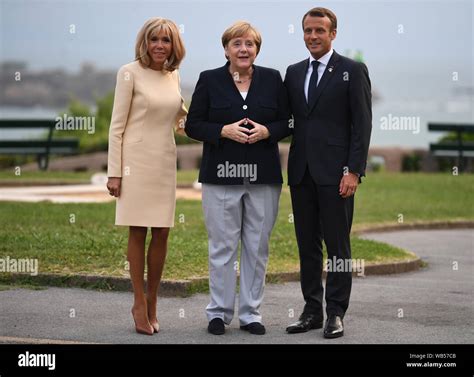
290, 167, 354, 318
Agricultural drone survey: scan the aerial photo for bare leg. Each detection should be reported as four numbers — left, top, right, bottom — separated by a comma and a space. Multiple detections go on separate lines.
128, 226, 153, 335
146, 227, 169, 332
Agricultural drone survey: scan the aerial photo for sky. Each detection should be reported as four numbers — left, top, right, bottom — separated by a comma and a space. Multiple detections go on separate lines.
1, 0, 473, 146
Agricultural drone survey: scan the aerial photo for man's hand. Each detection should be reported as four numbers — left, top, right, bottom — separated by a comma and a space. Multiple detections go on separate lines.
246, 118, 270, 144
221, 118, 249, 143
107, 177, 122, 197
339, 172, 359, 198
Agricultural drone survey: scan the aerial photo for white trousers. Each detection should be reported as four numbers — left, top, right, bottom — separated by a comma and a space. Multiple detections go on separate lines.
202, 181, 281, 325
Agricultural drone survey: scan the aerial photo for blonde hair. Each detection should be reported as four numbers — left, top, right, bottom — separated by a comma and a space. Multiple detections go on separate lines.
135, 17, 185, 71
221, 21, 262, 59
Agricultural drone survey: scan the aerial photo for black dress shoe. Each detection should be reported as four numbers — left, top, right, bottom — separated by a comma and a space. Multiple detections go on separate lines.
286, 313, 324, 334
323, 315, 344, 338
240, 322, 266, 335
208, 318, 225, 335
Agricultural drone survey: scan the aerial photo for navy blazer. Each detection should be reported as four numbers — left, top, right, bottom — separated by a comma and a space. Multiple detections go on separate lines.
285, 50, 372, 186
185, 62, 291, 184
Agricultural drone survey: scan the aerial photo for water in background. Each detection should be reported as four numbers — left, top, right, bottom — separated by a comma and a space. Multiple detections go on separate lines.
1, 93, 472, 148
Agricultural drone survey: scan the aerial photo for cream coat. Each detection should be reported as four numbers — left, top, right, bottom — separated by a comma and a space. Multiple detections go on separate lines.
107, 61, 187, 227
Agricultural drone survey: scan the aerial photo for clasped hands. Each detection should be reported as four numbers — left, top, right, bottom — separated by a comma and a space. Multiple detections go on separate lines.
220, 118, 358, 198
221, 118, 269, 144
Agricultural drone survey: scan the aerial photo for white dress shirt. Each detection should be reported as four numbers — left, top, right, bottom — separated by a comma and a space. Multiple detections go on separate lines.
304, 49, 334, 102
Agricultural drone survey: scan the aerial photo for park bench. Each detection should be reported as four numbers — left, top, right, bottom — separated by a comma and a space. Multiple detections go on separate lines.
0, 119, 79, 170
428, 123, 474, 171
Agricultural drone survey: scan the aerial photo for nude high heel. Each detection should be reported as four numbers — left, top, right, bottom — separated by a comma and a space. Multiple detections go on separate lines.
131, 307, 154, 336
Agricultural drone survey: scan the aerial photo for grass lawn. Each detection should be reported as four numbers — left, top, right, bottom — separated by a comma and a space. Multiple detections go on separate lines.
0, 200, 414, 281
0, 283, 46, 291
0, 169, 198, 186
181, 170, 473, 227
0, 170, 94, 185
1, 171, 472, 283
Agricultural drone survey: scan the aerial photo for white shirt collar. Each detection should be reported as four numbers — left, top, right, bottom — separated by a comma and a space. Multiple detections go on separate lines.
309, 48, 334, 67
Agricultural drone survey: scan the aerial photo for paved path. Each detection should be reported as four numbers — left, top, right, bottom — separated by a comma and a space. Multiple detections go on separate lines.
0, 229, 472, 344
0, 183, 201, 203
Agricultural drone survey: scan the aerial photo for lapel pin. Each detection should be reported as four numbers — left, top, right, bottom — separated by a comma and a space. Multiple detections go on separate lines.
328, 66, 334, 72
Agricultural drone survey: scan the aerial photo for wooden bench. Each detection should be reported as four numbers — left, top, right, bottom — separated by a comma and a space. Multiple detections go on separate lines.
0, 120, 79, 170
428, 123, 474, 171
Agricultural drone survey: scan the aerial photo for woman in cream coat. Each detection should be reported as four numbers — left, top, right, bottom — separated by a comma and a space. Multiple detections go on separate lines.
107, 18, 187, 335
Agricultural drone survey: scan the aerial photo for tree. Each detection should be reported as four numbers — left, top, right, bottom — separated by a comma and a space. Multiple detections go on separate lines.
61, 92, 199, 150
59, 93, 114, 152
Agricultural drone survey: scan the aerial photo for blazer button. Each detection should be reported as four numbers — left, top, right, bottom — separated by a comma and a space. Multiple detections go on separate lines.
242, 105, 248, 110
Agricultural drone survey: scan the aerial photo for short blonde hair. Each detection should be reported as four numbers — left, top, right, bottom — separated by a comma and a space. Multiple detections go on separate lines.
221, 21, 262, 59
135, 17, 185, 72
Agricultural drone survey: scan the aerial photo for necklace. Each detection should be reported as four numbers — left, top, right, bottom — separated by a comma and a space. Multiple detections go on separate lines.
235, 76, 252, 84
231, 67, 253, 84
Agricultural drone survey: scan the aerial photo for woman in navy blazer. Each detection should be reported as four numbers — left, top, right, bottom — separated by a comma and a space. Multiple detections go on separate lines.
185, 21, 291, 335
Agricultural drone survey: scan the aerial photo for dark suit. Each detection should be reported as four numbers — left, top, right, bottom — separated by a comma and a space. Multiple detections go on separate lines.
185, 62, 291, 184
285, 50, 372, 318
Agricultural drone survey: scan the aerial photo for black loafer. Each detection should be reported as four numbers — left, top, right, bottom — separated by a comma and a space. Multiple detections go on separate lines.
208, 318, 225, 335
286, 313, 324, 334
323, 315, 344, 339
240, 322, 266, 335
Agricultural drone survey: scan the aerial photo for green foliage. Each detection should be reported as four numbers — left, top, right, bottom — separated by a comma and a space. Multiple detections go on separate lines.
402, 153, 422, 172
1, 172, 473, 284
0, 200, 411, 281
67, 98, 91, 118
0, 155, 26, 169
175, 133, 199, 145
440, 132, 474, 142
436, 132, 473, 172
61, 94, 199, 151
367, 156, 384, 172
58, 94, 114, 152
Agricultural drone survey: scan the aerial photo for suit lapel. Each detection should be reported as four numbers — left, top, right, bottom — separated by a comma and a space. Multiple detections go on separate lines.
308, 51, 341, 114
245, 64, 259, 103
221, 63, 243, 102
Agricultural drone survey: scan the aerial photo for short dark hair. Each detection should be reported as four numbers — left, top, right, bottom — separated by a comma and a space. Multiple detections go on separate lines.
302, 7, 337, 31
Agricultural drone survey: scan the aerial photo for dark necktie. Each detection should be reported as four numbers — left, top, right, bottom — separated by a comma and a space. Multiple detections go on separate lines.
307, 60, 320, 105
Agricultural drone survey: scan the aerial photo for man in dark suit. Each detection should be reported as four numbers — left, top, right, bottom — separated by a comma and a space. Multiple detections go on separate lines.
285, 7, 372, 338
